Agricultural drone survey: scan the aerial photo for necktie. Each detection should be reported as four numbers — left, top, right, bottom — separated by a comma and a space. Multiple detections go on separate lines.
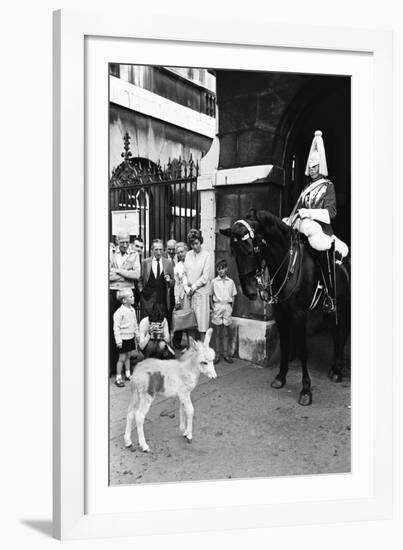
156, 258, 161, 278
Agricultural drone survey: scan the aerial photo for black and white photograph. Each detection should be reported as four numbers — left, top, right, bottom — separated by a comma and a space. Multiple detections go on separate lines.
108, 64, 351, 485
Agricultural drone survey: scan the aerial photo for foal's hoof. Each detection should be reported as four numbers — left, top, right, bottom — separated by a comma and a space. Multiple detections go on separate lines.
298, 392, 312, 406
184, 435, 192, 444
328, 369, 342, 383
271, 377, 286, 389
124, 441, 133, 449
141, 445, 151, 453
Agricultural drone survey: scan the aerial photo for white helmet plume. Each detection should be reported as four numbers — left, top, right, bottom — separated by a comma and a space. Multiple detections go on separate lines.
304, 130, 328, 177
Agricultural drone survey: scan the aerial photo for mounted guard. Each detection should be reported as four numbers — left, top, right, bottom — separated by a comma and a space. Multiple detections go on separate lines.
283, 130, 349, 314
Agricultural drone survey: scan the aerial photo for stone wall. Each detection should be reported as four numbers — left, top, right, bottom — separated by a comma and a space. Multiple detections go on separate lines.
216, 71, 310, 170
215, 181, 282, 321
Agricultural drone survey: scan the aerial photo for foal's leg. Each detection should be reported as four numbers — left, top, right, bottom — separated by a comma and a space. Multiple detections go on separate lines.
124, 385, 139, 447
180, 393, 194, 442
135, 393, 154, 452
179, 399, 186, 434
294, 311, 312, 406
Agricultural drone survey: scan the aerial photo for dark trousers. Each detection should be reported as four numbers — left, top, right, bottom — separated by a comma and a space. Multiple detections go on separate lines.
109, 289, 120, 376
173, 330, 183, 346
142, 340, 174, 360
140, 294, 168, 320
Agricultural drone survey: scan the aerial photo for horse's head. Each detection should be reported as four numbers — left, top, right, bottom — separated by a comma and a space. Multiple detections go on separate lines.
220, 209, 288, 301
220, 212, 261, 300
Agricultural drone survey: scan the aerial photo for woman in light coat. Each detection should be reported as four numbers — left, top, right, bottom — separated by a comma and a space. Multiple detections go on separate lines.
183, 229, 211, 342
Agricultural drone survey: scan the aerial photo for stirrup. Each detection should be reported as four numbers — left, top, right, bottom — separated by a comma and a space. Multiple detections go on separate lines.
322, 295, 336, 314
335, 251, 343, 265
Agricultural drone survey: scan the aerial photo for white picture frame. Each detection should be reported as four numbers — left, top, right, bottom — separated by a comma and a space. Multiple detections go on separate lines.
53, 9, 393, 540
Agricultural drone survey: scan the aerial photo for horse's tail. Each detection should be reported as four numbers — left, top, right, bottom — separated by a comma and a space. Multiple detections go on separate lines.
338, 260, 351, 293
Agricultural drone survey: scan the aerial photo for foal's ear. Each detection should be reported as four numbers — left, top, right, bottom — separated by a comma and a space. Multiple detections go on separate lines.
188, 336, 199, 350
204, 328, 213, 347
219, 228, 232, 237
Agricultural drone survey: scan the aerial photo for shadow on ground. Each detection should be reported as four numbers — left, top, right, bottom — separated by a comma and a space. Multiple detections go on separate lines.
20, 520, 53, 538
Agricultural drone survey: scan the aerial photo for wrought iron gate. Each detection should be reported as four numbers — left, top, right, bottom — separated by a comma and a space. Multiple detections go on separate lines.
110, 133, 200, 255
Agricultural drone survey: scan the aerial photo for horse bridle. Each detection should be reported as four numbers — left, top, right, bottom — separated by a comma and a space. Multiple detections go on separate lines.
234, 219, 302, 304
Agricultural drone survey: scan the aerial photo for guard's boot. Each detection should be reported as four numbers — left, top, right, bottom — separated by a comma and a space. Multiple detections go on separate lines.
318, 244, 336, 314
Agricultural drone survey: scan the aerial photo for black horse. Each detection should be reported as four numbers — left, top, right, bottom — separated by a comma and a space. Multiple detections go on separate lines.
221, 209, 350, 406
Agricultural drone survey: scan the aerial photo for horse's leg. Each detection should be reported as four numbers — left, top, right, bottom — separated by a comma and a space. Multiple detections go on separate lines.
271, 307, 289, 389
329, 297, 349, 383
295, 310, 312, 406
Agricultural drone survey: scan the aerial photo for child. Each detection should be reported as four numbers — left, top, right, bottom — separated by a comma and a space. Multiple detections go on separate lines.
210, 259, 237, 364
113, 288, 140, 387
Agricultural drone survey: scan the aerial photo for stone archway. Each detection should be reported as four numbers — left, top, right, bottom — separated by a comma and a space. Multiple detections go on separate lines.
197, 71, 351, 364
279, 76, 351, 244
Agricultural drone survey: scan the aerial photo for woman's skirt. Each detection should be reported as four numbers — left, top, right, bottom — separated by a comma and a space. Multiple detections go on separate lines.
190, 292, 210, 332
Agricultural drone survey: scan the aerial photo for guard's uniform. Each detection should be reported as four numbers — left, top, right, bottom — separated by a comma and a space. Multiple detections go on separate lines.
284, 130, 348, 257
285, 130, 348, 313
292, 178, 337, 236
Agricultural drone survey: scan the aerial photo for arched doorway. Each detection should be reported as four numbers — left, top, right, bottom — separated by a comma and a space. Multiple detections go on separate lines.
282, 76, 351, 245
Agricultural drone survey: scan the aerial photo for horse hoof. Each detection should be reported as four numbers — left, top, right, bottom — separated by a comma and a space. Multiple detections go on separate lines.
141, 446, 151, 453
328, 370, 342, 383
271, 378, 285, 389
298, 392, 312, 406
184, 435, 192, 443
124, 441, 133, 449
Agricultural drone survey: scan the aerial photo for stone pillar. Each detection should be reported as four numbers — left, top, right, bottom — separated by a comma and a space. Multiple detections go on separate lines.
197, 112, 220, 277
197, 113, 279, 365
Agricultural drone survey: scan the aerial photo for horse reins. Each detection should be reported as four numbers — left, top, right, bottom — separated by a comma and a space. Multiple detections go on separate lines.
235, 219, 302, 304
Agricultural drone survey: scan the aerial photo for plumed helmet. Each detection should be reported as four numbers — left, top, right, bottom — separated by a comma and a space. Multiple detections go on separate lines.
304, 130, 328, 177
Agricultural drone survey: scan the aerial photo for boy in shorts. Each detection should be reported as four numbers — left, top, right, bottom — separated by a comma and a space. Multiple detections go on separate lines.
210, 259, 237, 364
113, 288, 140, 387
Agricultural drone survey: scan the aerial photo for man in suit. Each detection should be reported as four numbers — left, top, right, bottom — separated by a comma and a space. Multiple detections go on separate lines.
164, 239, 177, 265
138, 239, 175, 320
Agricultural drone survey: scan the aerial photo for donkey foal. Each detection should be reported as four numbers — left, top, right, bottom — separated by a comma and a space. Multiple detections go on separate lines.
124, 328, 217, 452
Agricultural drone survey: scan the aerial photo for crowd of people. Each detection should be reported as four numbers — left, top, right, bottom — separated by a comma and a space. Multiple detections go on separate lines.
109, 131, 347, 387
109, 229, 237, 387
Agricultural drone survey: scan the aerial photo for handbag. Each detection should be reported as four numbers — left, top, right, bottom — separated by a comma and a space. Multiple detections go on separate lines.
172, 306, 198, 332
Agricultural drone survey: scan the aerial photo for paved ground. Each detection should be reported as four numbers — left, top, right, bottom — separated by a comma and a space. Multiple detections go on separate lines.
109, 327, 351, 486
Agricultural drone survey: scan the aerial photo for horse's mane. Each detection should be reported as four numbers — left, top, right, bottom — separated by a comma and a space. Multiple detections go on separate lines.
245, 209, 291, 242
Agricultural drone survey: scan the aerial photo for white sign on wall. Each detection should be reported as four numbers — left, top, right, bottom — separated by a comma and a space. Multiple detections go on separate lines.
111, 210, 140, 236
